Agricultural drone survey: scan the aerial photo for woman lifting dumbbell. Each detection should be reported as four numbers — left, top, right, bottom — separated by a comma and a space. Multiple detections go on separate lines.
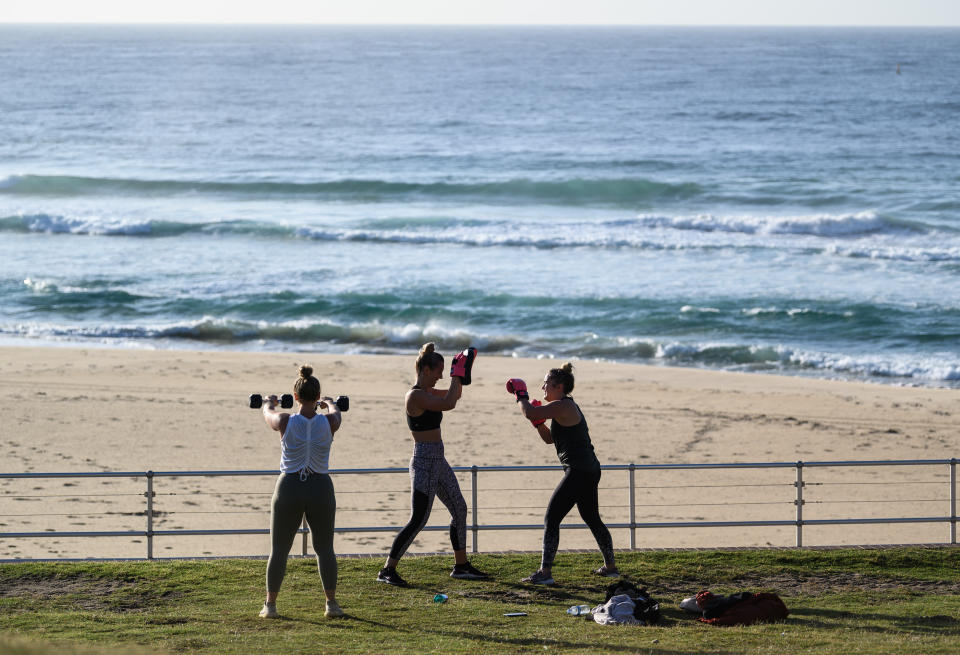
506, 363, 618, 585
377, 342, 490, 586
258, 365, 344, 619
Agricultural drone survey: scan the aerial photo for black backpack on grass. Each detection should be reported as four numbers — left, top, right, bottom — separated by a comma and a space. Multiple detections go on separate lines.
604, 580, 661, 624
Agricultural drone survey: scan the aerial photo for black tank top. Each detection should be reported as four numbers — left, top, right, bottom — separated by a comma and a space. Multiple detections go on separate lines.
406, 386, 443, 432
549, 400, 599, 471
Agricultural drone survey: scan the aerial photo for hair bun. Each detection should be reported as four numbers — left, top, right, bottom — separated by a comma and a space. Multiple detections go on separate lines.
420, 342, 435, 355
561, 362, 575, 374
299, 365, 313, 379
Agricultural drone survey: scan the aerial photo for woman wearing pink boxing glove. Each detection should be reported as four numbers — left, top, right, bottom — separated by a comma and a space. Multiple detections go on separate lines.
507, 362, 618, 585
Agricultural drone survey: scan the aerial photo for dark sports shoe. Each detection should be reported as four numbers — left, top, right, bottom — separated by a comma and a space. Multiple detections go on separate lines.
450, 562, 491, 580
521, 570, 555, 585
594, 565, 621, 578
376, 566, 408, 587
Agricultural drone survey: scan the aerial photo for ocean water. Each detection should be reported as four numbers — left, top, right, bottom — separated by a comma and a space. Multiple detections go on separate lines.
1, 25, 959, 387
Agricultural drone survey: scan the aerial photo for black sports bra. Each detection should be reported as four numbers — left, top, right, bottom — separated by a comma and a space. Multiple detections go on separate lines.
406, 386, 443, 432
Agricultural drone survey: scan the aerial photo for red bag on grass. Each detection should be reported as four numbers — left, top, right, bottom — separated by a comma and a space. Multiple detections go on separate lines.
696, 590, 789, 626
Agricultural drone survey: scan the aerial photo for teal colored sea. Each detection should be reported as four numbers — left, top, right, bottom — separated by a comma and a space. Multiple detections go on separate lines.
1, 26, 959, 386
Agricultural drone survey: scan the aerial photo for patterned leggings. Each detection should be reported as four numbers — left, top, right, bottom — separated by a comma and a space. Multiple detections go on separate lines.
388, 441, 468, 560
541, 466, 615, 570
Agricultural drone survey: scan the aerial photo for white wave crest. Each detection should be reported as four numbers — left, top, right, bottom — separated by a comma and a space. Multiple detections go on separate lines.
680, 305, 720, 314
741, 307, 779, 316
18, 213, 154, 235
637, 211, 909, 237
289, 210, 942, 255
825, 243, 960, 262
22, 277, 57, 293
778, 346, 960, 383
635, 211, 895, 237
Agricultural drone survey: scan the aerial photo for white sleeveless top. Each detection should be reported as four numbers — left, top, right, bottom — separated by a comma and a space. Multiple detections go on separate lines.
280, 413, 334, 476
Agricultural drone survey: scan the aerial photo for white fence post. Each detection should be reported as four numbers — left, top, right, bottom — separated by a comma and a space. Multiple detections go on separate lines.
951, 459, 957, 545
145, 471, 154, 560
795, 462, 804, 548
629, 463, 636, 550
471, 465, 479, 553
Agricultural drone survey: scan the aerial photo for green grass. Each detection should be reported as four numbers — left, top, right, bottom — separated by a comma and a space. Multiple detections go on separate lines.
2, 547, 959, 654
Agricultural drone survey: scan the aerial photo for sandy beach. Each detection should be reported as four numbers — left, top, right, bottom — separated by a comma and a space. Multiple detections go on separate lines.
0, 345, 956, 560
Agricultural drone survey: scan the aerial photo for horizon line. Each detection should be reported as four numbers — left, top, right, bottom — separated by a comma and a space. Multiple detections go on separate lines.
2, 22, 960, 28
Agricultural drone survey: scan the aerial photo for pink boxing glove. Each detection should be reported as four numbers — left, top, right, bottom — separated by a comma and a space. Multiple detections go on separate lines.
505, 378, 529, 402
529, 399, 546, 427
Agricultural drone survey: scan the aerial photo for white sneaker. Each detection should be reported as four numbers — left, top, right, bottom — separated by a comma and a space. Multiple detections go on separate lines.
325, 600, 344, 618
259, 602, 278, 618
679, 597, 700, 613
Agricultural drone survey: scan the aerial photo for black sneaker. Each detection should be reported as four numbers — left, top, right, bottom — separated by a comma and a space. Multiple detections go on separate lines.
594, 565, 621, 578
450, 562, 491, 580
521, 569, 555, 585
377, 566, 408, 587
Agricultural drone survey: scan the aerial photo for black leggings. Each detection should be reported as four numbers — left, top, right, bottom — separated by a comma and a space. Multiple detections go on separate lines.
541, 466, 615, 570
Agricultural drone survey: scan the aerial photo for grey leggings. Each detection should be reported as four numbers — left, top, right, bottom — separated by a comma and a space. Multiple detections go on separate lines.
388, 441, 468, 560
266, 472, 337, 593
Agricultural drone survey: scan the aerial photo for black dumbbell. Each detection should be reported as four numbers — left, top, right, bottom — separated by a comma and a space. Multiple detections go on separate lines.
249, 394, 294, 409
317, 395, 349, 412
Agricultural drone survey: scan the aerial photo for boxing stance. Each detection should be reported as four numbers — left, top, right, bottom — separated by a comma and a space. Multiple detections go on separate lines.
377, 343, 489, 586
507, 363, 618, 585
259, 365, 344, 619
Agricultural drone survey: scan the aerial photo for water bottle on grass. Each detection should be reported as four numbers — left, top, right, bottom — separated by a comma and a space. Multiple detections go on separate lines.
566, 604, 591, 616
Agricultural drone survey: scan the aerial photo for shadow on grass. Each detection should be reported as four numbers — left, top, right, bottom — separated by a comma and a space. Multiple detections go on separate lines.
411, 625, 722, 654
494, 578, 628, 606
789, 607, 960, 636
299, 614, 708, 654
300, 613, 417, 633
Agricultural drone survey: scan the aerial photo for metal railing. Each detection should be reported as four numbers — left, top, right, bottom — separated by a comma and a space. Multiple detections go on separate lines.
0, 458, 956, 559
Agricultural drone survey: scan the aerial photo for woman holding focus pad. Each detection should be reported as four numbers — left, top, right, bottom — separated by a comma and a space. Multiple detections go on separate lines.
377, 342, 489, 586
507, 363, 618, 585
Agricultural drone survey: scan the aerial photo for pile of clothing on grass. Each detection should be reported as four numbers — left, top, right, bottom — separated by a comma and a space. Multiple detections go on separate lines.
591, 580, 661, 626
588, 579, 788, 627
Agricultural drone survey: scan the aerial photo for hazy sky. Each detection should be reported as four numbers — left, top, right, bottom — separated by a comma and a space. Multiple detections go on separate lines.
2, 0, 959, 26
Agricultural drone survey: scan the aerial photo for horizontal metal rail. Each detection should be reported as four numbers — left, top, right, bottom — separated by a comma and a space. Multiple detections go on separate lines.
2, 458, 953, 479
0, 458, 956, 559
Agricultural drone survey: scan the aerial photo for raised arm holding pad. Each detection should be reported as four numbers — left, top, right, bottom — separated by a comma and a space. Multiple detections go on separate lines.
450, 347, 477, 385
